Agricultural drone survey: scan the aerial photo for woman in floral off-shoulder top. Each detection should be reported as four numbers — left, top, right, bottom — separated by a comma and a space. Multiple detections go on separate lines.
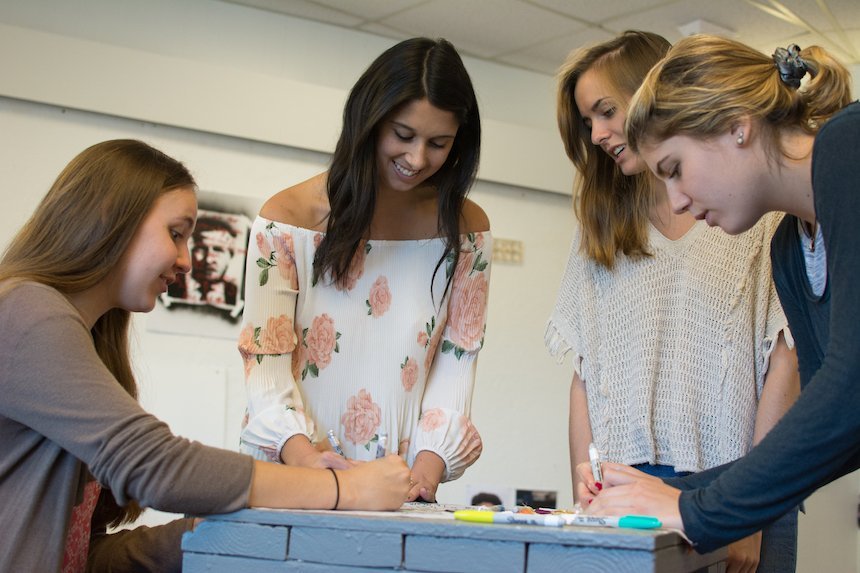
238, 37, 492, 502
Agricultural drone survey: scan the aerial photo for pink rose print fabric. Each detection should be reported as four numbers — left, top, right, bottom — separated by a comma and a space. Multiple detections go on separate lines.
238, 315, 298, 377
255, 224, 299, 290
366, 276, 392, 317
413, 409, 483, 482
401, 356, 418, 391
420, 408, 448, 432
341, 389, 381, 446
238, 324, 259, 378
447, 271, 489, 350
239, 217, 491, 482
423, 316, 445, 372
261, 315, 297, 354
301, 313, 341, 379
441, 232, 489, 358
452, 418, 483, 468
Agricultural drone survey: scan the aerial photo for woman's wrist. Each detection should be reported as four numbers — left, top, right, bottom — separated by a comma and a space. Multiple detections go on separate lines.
328, 468, 340, 509
280, 434, 318, 466
412, 450, 445, 484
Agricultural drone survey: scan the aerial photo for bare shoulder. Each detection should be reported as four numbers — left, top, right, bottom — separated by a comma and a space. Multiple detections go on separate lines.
460, 198, 490, 234
259, 172, 330, 230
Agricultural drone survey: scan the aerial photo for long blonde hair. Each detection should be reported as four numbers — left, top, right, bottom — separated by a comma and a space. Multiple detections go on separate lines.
557, 31, 671, 269
0, 139, 196, 526
627, 35, 853, 164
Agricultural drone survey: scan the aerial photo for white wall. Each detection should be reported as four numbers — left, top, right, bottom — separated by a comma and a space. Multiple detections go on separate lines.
1, 2, 857, 572
0, 0, 579, 519
0, 92, 576, 521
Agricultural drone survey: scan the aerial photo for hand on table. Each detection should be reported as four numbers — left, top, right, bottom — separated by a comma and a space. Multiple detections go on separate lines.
406, 451, 444, 502
337, 455, 411, 511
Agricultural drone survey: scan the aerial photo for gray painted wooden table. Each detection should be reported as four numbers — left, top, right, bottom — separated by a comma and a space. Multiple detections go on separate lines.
182, 508, 727, 572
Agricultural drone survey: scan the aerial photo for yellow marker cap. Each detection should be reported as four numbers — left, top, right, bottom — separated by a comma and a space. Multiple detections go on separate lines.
453, 510, 496, 524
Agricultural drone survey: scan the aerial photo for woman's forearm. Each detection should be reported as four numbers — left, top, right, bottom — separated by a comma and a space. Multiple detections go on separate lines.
753, 333, 800, 445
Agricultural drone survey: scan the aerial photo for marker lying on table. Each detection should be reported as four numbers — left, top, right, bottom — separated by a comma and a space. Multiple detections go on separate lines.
327, 429, 346, 457
561, 514, 661, 529
455, 510, 564, 527
454, 510, 661, 530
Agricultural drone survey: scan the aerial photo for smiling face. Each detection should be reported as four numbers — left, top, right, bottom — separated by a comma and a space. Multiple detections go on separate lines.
574, 68, 646, 176
639, 132, 768, 234
109, 186, 197, 312
375, 98, 459, 193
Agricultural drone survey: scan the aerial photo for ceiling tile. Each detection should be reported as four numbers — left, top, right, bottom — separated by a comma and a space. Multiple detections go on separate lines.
743, 0, 860, 31
497, 27, 616, 75
216, 0, 860, 71
530, 0, 678, 25
357, 21, 412, 41
376, 0, 585, 58
494, 53, 562, 75
605, 0, 805, 46
310, 0, 428, 22
220, 0, 362, 26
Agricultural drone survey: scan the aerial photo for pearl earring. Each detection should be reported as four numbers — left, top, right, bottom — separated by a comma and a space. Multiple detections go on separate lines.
737, 132, 744, 145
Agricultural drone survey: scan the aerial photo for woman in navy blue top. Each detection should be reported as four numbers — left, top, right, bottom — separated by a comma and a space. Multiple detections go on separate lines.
582, 34, 859, 562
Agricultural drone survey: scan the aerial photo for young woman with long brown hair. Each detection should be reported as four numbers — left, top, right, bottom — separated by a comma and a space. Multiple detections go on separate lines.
0, 139, 410, 572
588, 35, 857, 568
547, 31, 800, 572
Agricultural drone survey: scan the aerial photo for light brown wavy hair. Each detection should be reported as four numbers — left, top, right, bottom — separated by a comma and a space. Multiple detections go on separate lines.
0, 139, 196, 527
557, 30, 671, 269
627, 35, 853, 166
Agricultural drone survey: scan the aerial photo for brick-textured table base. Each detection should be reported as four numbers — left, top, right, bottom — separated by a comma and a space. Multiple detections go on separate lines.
182, 508, 726, 572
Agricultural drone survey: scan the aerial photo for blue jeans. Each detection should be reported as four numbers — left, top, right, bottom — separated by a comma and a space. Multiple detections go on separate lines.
632, 464, 798, 573
632, 463, 692, 478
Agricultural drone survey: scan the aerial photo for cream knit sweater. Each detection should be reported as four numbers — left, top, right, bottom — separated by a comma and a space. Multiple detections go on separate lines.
546, 213, 789, 472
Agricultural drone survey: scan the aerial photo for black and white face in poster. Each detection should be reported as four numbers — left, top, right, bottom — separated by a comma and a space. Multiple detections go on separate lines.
160, 207, 250, 319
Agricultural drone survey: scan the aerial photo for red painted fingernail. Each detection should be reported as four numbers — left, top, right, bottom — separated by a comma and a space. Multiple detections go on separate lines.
595, 482, 603, 491
587, 499, 593, 505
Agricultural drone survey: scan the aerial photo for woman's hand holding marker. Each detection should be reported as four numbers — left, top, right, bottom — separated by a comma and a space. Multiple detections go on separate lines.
585, 462, 683, 531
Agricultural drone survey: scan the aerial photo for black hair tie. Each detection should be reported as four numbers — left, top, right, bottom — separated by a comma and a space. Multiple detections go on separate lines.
772, 44, 816, 88
328, 468, 340, 510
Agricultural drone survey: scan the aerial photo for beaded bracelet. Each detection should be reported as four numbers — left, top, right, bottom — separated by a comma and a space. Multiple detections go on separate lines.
328, 468, 340, 510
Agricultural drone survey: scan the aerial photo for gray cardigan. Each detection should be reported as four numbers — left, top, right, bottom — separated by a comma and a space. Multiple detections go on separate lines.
0, 282, 253, 571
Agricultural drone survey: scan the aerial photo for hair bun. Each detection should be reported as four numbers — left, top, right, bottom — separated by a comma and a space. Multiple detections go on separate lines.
772, 44, 816, 88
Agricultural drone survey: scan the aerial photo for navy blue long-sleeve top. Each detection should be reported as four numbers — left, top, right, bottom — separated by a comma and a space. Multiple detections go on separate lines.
665, 102, 860, 552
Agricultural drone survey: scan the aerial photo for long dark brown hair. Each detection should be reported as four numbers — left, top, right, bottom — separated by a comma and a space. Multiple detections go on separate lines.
0, 139, 196, 527
314, 37, 481, 296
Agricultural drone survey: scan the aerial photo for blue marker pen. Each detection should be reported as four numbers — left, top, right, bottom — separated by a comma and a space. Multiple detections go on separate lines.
327, 429, 345, 457
375, 432, 388, 459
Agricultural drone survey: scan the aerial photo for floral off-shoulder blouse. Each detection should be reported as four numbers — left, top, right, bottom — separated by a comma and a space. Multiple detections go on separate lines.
238, 217, 492, 481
